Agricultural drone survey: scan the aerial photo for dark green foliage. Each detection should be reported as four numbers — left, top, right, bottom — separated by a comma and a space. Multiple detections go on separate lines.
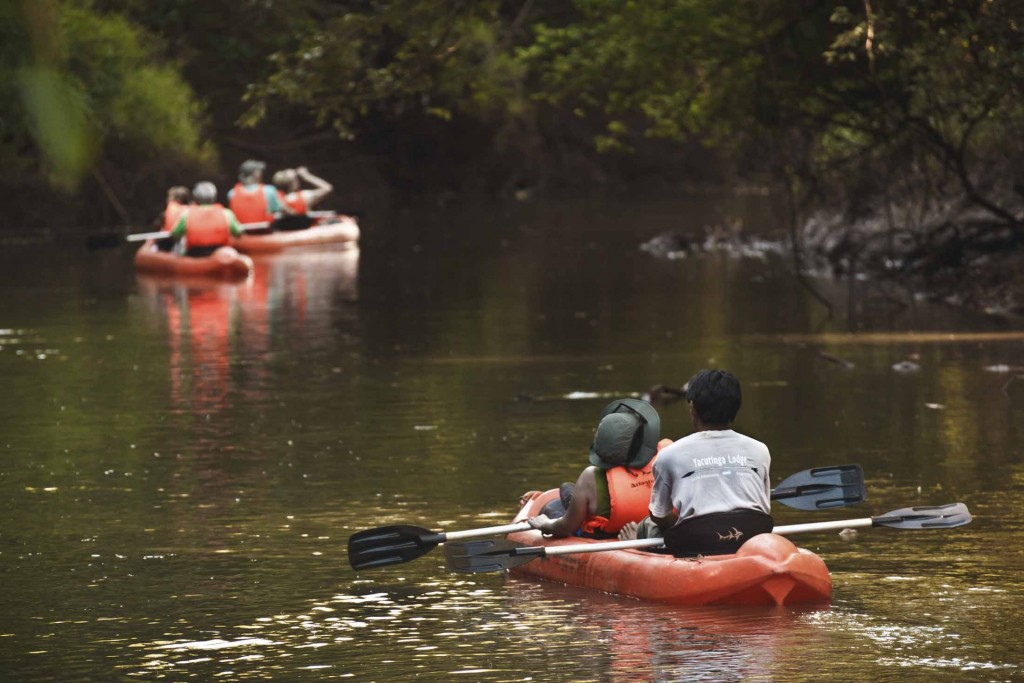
6, 0, 1024, 238
3, 0, 211, 226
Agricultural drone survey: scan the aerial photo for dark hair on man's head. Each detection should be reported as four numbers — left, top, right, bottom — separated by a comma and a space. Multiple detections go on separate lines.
685, 369, 742, 426
168, 186, 189, 203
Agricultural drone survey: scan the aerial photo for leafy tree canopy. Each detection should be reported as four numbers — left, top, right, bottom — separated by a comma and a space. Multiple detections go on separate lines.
241, 1, 534, 137
3, 0, 211, 194
7, 0, 1024, 237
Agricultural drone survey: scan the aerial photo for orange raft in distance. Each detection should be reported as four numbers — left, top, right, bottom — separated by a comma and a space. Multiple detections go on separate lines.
507, 490, 832, 607
134, 240, 254, 281
232, 215, 360, 254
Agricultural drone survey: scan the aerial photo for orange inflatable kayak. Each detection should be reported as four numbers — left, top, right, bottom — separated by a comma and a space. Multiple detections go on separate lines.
134, 240, 253, 280
233, 216, 360, 254
506, 490, 832, 606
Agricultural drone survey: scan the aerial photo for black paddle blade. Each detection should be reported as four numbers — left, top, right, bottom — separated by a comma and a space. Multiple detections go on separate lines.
873, 503, 973, 529
444, 539, 535, 573
86, 231, 126, 250
347, 525, 446, 570
771, 464, 866, 510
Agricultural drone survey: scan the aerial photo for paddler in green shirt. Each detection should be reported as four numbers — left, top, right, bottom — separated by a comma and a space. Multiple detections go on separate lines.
171, 182, 244, 257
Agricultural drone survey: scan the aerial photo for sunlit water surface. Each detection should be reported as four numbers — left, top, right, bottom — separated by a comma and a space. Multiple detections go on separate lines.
1, 195, 1022, 681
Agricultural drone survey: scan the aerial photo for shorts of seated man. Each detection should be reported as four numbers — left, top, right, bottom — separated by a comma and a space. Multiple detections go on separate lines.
271, 214, 314, 231
637, 510, 774, 557
539, 482, 576, 519
186, 245, 222, 258
537, 483, 618, 539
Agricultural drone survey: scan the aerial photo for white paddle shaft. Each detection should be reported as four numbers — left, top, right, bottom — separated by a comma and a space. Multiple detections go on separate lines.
127, 221, 270, 242
532, 517, 877, 556
444, 522, 532, 541
126, 211, 338, 242
773, 517, 874, 535
543, 538, 664, 555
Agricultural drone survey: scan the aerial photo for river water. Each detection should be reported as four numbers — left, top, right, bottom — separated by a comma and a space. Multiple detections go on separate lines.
1, 194, 1022, 681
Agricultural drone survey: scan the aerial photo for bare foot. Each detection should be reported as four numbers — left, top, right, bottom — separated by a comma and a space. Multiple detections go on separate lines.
618, 521, 639, 541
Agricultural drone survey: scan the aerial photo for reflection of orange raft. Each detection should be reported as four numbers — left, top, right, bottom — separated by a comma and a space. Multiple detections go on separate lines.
134, 240, 253, 280
233, 216, 360, 254
507, 490, 832, 606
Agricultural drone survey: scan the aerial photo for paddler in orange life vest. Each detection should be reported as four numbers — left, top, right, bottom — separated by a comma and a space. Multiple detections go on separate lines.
170, 182, 244, 257
154, 186, 190, 252
227, 159, 293, 225
525, 398, 670, 539
272, 166, 334, 216
163, 186, 190, 232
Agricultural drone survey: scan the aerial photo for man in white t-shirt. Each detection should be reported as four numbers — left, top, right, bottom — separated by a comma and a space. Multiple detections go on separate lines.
625, 369, 773, 556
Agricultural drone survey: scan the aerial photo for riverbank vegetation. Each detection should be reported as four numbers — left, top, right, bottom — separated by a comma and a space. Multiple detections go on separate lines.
6, 0, 1024, 310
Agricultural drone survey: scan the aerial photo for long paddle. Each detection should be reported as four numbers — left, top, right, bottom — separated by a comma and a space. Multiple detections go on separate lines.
126, 222, 266, 243
348, 521, 534, 570
444, 502, 972, 573
347, 464, 866, 570
124, 211, 340, 243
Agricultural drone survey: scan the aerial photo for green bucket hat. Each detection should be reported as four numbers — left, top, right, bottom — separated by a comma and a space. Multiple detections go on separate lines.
588, 398, 661, 470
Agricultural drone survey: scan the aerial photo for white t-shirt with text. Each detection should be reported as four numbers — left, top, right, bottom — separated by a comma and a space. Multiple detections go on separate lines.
648, 429, 771, 522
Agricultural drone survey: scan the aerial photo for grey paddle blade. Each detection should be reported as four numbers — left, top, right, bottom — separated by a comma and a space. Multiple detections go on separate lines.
444, 539, 538, 573
771, 464, 866, 510
873, 503, 973, 529
347, 525, 445, 570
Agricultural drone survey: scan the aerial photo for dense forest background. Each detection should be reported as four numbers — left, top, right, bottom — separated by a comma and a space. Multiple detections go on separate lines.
5, 0, 1024, 305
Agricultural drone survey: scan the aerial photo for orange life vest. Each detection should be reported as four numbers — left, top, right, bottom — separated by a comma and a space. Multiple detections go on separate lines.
163, 200, 187, 232
279, 190, 307, 215
185, 205, 230, 249
579, 454, 658, 535
230, 183, 271, 223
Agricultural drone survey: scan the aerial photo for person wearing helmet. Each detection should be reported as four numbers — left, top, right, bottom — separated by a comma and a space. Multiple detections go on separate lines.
227, 159, 292, 224
170, 182, 244, 257
523, 398, 669, 539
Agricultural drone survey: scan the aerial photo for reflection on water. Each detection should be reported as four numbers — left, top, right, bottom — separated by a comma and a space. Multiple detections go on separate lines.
120, 574, 825, 681
808, 609, 1018, 677
105, 531, 1020, 683
138, 276, 240, 417
137, 246, 360, 421
499, 581, 818, 682
115, 570, 1020, 682
240, 246, 360, 353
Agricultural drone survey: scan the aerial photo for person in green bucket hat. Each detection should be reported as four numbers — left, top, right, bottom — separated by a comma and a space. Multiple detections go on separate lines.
524, 398, 669, 539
